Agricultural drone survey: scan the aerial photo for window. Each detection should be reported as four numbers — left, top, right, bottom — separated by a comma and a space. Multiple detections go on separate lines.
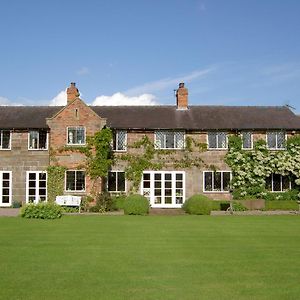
113, 130, 127, 151
67, 127, 85, 145
266, 131, 286, 150
203, 171, 231, 192
155, 131, 185, 149
0, 172, 12, 207
241, 132, 253, 149
266, 174, 292, 192
0, 130, 11, 150
65, 170, 85, 192
108, 171, 125, 192
28, 130, 48, 150
207, 132, 227, 149
142, 171, 185, 207
26, 171, 47, 203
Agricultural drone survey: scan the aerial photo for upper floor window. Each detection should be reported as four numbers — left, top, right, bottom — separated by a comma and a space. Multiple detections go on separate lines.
67, 127, 85, 145
241, 132, 253, 149
266, 174, 292, 192
203, 171, 231, 192
0, 130, 11, 150
28, 130, 48, 150
155, 131, 185, 149
266, 131, 285, 150
65, 170, 85, 192
207, 132, 227, 149
108, 171, 125, 192
113, 130, 127, 151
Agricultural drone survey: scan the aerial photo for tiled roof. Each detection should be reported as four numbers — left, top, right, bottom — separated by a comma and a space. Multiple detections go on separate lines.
0, 105, 300, 130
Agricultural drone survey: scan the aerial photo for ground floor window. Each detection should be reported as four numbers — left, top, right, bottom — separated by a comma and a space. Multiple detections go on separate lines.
65, 170, 85, 192
266, 174, 293, 192
108, 171, 125, 192
26, 171, 47, 203
142, 171, 185, 207
0, 171, 12, 206
203, 171, 231, 192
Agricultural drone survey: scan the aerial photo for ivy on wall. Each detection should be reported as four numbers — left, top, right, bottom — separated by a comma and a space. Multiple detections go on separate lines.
47, 165, 66, 202
225, 135, 300, 199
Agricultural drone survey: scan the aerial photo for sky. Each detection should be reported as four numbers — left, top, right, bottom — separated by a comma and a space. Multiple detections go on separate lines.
0, 0, 300, 112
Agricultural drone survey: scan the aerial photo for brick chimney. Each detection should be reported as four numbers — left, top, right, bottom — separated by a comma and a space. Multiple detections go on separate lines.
67, 82, 80, 104
176, 82, 188, 110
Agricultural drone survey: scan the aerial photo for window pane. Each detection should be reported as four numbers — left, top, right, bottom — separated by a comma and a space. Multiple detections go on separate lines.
108, 172, 116, 191
66, 171, 75, 191
165, 132, 175, 148
117, 172, 125, 192
222, 172, 231, 191
272, 174, 281, 191
2, 173, 9, 180
282, 176, 290, 190
68, 128, 76, 144
277, 132, 285, 149
143, 173, 150, 181
175, 132, 184, 149
267, 132, 276, 149
266, 176, 272, 190
39, 130, 47, 149
242, 132, 252, 149
1, 131, 10, 149
204, 172, 212, 191
217, 133, 227, 149
76, 171, 85, 191
213, 172, 222, 191
155, 131, 164, 148
29, 131, 38, 149
208, 132, 217, 148
117, 131, 126, 150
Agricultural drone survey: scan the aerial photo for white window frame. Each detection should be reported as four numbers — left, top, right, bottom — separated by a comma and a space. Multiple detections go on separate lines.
66, 127, 86, 146
266, 131, 286, 150
267, 174, 292, 192
154, 131, 185, 150
0, 171, 12, 207
0, 130, 12, 150
107, 171, 126, 193
207, 132, 228, 150
28, 130, 48, 150
65, 170, 86, 192
203, 171, 232, 193
25, 171, 47, 204
241, 132, 253, 150
140, 171, 185, 208
113, 130, 127, 152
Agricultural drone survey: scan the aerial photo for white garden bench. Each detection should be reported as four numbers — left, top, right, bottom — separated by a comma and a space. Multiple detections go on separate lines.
55, 195, 82, 213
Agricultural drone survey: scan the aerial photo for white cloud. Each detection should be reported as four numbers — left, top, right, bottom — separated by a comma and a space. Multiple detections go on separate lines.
92, 93, 158, 106
49, 90, 67, 106
125, 66, 216, 95
0, 96, 23, 106
76, 67, 89, 75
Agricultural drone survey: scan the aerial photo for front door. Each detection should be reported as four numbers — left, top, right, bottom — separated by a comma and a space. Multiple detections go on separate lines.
142, 171, 185, 208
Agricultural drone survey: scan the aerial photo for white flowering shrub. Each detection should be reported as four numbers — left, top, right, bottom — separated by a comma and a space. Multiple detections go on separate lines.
225, 135, 300, 199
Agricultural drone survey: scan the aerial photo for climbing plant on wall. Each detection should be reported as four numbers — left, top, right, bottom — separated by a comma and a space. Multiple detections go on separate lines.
225, 135, 300, 199
47, 165, 67, 202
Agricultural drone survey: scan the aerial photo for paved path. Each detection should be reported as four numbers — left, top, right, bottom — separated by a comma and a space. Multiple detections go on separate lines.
0, 208, 20, 217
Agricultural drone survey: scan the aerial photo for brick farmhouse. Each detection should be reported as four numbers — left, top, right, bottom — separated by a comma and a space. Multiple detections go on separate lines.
0, 82, 300, 208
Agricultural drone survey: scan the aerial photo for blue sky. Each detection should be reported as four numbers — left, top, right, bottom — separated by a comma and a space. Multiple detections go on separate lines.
0, 0, 300, 111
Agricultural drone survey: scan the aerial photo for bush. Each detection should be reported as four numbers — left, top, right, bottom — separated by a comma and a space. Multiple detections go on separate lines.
124, 194, 149, 215
182, 194, 212, 215
12, 201, 22, 208
264, 190, 299, 201
232, 202, 248, 211
264, 200, 298, 211
20, 203, 62, 219
89, 192, 116, 212
61, 206, 79, 213
112, 194, 127, 210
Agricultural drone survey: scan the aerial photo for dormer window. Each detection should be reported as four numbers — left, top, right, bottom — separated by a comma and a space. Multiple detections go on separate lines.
67, 127, 86, 145
155, 131, 185, 149
28, 130, 48, 150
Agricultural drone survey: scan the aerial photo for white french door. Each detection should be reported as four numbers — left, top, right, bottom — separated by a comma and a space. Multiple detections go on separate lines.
141, 171, 185, 208
0, 171, 12, 207
26, 171, 47, 204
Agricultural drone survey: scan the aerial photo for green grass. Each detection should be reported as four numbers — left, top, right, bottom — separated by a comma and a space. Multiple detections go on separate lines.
0, 215, 300, 300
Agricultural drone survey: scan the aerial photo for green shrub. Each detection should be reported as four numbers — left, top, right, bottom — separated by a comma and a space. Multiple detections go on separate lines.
264, 190, 299, 201
264, 200, 298, 211
61, 206, 79, 213
12, 200, 22, 208
20, 203, 62, 219
89, 192, 116, 212
182, 194, 212, 215
112, 194, 127, 210
124, 194, 149, 215
232, 202, 248, 211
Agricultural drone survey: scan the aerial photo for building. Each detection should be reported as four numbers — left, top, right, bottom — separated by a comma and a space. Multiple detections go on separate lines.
0, 82, 300, 208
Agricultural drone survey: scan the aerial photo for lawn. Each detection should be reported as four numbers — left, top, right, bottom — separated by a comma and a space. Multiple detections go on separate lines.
0, 215, 300, 300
